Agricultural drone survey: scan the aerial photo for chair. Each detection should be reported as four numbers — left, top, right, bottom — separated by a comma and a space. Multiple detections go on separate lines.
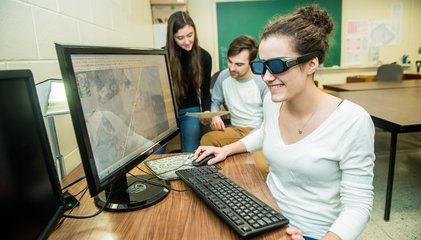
375, 64, 403, 81
210, 70, 221, 90
203, 70, 230, 134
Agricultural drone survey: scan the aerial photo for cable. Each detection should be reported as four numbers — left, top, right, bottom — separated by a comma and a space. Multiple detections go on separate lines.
55, 185, 88, 229
71, 185, 89, 197
56, 163, 191, 228
129, 171, 172, 190
62, 185, 113, 219
56, 175, 87, 229
133, 168, 191, 192
61, 175, 86, 191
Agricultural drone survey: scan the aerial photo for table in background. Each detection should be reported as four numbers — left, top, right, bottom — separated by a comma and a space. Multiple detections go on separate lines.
331, 87, 421, 221
346, 73, 421, 83
324, 79, 421, 91
49, 153, 287, 240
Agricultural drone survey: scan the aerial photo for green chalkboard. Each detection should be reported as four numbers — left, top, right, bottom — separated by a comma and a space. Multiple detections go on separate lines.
216, 0, 341, 69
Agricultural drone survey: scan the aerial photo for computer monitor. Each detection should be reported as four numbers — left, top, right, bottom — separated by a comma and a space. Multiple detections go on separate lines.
55, 44, 180, 211
0, 69, 66, 239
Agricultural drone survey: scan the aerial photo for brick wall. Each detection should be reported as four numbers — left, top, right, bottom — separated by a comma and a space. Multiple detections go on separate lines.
0, 0, 154, 175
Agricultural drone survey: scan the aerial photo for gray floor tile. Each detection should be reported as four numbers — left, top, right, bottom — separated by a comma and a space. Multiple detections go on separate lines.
359, 220, 392, 240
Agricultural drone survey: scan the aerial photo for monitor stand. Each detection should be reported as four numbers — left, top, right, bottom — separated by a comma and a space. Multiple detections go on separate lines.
94, 174, 170, 211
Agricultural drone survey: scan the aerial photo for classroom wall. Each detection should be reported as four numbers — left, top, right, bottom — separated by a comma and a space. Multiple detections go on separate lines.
190, 0, 421, 85
0, 0, 154, 174
189, 0, 218, 75
342, 0, 420, 66
316, 0, 421, 86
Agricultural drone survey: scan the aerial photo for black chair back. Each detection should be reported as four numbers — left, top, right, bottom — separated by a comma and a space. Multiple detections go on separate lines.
375, 64, 403, 81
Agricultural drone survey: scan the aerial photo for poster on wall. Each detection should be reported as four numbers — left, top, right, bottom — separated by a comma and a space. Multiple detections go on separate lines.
344, 2, 403, 66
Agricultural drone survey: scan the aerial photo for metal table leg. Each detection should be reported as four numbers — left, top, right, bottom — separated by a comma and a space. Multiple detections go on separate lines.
384, 131, 398, 221
46, 116, 66, 180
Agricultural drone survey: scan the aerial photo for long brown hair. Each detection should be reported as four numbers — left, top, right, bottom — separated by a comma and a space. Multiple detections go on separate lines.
166, 11, 202, 104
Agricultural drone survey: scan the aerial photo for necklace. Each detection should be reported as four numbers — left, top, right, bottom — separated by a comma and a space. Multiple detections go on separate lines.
281, 101, 321, 135
297, 108, 318, 134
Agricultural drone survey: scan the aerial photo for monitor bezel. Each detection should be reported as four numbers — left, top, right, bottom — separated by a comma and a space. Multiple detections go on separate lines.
55, 44, 180, 197
0, 69, 66, 239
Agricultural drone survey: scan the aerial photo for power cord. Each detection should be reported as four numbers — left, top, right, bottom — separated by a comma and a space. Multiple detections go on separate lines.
62, 185, 113, 219
55, 161, 193, 231
55, 180, 113, 231
131, 169, 191, 192
61, 176, 86, 191
135, 167, 191, 192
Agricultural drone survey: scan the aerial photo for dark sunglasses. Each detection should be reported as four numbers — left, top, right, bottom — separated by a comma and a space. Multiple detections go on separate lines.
250, 51, 321, 75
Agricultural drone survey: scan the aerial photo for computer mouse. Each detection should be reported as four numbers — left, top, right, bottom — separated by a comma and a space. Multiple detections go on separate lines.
192, 154, 216, 166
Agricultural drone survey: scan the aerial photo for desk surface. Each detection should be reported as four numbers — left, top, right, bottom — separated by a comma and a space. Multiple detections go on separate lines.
332, 87, 421, 131
49, 153, 287, 240
324, 79, 421, 91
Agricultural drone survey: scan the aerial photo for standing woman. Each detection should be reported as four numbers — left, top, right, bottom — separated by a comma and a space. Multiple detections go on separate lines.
166, 11, 212, 152
194, 5, 375, 240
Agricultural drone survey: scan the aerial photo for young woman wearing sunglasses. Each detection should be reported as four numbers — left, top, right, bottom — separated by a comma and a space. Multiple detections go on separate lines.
194, 5, 375, 240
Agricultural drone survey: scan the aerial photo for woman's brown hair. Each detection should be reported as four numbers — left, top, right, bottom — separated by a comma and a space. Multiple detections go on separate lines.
261, 5, 333, 64
166, 11, 202, 104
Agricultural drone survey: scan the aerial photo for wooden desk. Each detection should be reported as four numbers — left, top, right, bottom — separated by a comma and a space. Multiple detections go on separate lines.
345, 73, 420, 83
402, 73, 421, 80
324, 79, 421, 91
49, 153, 288, 240
331, 88, 421, 221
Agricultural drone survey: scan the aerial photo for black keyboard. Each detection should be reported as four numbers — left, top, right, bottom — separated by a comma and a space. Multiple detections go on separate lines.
175, 165, 289, 238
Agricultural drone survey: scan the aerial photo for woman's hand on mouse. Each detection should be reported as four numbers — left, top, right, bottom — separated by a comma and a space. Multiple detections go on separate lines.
194, 146, 227, 165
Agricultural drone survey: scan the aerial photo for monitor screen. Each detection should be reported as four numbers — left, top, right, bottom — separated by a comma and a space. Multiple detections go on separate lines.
0, 69, 66, 239
55, 44, 179, 211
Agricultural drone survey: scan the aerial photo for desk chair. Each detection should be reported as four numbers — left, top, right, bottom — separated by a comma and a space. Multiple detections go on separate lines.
375, 64, 403, 81
203, 70, 230, 135
210, 70, 221, 90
